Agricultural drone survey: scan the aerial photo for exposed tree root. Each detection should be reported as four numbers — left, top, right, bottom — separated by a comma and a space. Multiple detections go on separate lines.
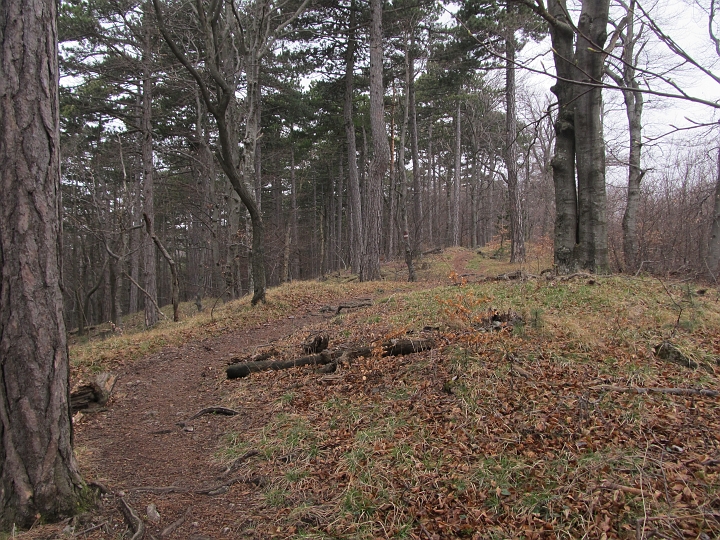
177, 406, 241, 427
119, 497, 145, 540
160, 507, 192, 538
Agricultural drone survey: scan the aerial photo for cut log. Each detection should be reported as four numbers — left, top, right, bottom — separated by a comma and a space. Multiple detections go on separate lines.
227, 350, 336, 379
382, 338, 434, 356
71, 372, 117, 413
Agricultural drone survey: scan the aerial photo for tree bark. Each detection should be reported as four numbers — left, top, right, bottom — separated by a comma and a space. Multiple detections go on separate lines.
361, 0, 390, 281
152, 0, 270, 305
707, 147, 720, 278
143, 214, 179, 322
609, 0, 644, 273
504, 19, 525, 263
128, 171, 142, 313
547, 0, 579, 273
408, 39, 423, 250
399, 40, 416, 281
451, 101, 462, 246
141, 2, 159, 327
0, 0, 86, 528
574, 0, 610, 273
290, 145, 300, 280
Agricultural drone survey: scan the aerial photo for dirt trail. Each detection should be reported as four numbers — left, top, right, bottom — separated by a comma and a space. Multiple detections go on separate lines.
70, 312, 327, 540
22, 254, 474, 539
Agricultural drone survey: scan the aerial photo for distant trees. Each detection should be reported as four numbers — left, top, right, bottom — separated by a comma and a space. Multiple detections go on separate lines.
55, 0, 720, 331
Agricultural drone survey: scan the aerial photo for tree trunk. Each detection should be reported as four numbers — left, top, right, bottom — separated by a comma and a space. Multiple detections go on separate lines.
345, 1, 363, 275
290, 145, 300, 280
706, 147, 720, 278
547, 0, 579, 273
128, 171, 142, 313
544, 0, 610, 273
141, 3, 158, 327
451, 101, 462, 246
504, 21, 525, 263
361, 0, 390, 281
0, 0, 86, 528
152, 0, 268, 305
243, 49, 267, 304
387, 91, 397, 258
399, 40, 416, 281
408, 44, 422, 251
574, 0, 610, 273
336, 159, 344, 269
612, 0, 644, 273
428, 121, 435, 246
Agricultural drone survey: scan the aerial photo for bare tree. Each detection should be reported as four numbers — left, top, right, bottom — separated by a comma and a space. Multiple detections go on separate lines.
521, 0, 611, 273
0, 0, 85, 528
153, 0, 309, 304
605, 0, 646, 272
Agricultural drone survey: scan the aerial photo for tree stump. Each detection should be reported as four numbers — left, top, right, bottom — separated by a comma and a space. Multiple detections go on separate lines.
71, 372, 117, 413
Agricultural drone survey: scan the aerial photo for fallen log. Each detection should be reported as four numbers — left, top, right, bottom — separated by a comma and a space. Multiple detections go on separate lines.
71, 372, 117, 413
227, 339, 434, 380
336, 300, 372, 314
227, 350, 336, 379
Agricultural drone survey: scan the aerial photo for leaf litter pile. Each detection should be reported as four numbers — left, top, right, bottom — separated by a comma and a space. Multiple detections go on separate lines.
219, 276, 720, 539
16, 250, 720, 539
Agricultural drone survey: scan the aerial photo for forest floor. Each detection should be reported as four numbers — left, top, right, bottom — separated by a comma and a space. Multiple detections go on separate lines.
12, 247, 720, 540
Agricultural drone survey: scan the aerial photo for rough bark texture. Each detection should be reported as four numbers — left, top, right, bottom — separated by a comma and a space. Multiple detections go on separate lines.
361, 0, 389, 281
141, 3, 158, 327
344, 3, 363, 276
0, 0, 86, 528
505, 25, 525, 263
